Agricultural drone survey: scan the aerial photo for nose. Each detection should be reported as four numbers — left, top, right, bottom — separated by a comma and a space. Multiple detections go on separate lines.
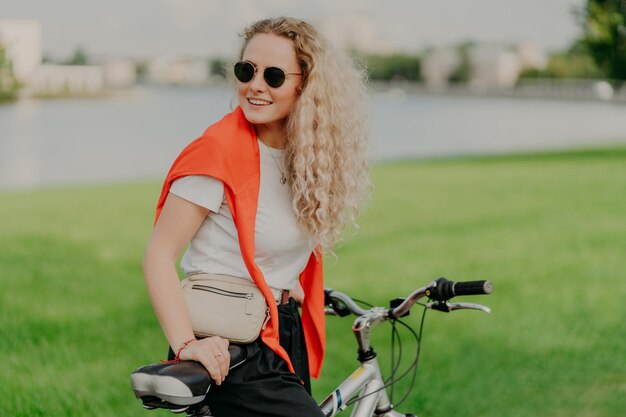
248, 69, 267, 92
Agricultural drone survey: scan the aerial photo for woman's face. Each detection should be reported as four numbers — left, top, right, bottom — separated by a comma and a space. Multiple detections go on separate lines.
237, 33, 302, 135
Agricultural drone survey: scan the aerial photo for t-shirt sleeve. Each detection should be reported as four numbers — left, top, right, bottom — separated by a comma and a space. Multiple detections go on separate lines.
169, 175, 225, 213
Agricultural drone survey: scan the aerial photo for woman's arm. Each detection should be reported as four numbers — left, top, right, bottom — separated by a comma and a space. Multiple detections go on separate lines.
143, 193, 230, 384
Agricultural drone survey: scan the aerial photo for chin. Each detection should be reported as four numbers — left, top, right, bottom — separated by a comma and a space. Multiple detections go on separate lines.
241, 106, 285, 126
241, 109, 268, 125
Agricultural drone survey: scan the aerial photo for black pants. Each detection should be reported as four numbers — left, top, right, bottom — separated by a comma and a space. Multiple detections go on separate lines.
169, 299, 324, 417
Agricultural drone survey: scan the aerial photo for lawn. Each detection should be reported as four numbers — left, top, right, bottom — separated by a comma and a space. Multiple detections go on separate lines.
1, 146, 625, 417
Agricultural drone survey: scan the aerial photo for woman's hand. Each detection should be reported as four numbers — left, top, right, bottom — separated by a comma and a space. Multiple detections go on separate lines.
179, 336, 231, 385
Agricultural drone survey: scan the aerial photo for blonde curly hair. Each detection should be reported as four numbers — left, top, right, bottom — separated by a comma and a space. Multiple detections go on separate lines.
240, 17, 371, 251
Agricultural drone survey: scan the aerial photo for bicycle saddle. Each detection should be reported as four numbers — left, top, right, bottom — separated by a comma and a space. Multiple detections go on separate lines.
130, 345, 247, 412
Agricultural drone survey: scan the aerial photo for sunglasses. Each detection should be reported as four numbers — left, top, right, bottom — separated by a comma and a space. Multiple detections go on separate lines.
233, 60, 301, 89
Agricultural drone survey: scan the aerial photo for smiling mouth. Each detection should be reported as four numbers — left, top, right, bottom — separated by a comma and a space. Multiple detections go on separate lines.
248, 98, 273, 106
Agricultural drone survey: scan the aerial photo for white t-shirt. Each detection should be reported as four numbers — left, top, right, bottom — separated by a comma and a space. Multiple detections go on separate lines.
169, 139, 316, 290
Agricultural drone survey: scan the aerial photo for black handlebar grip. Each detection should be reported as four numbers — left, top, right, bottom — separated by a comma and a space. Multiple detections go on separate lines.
324, 288, 334, 306
453, 280, 493, 296
427, 277, 493, 301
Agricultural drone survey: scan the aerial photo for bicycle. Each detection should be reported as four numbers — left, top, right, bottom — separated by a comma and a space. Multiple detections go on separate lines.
130, 277, 493, 416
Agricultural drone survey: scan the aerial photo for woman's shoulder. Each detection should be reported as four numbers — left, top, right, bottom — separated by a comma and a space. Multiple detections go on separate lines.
185, 108, 253, 155
169, 109, 257, 183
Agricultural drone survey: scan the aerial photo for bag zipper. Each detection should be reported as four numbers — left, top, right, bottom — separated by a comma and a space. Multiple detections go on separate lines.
191, 284, 254, 300
261, 307, 271, 330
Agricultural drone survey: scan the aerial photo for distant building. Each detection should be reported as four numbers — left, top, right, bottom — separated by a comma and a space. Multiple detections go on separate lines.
0, 19, 42, 84
1, 18, 138, 96
469, 45, 521, 88
421, 41, 547, 88
170, 57, 208, 85
29, 65, 104, 95
146, 56, 209, 85
421, 48, 461, 87
103, 59, 136, 89
515, 42, 547, 71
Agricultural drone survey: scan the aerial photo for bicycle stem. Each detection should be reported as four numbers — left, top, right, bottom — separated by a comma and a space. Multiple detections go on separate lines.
352, 308, 389, 355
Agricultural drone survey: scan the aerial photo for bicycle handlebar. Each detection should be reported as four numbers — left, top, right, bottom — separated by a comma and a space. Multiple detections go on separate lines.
325, 277, 493, 319
324, 289, 369, 316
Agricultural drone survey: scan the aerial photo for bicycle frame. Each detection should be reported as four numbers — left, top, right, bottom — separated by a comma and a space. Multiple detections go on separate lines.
319, 357, 403, 417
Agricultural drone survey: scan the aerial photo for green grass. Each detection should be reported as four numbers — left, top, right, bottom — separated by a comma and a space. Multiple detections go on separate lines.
1, 146, 625, 417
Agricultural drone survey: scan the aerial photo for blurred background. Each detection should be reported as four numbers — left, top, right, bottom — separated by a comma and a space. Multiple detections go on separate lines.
1, 0, 626, 188
1, 1, 625, 417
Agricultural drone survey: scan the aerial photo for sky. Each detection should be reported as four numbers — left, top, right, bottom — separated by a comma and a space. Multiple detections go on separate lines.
2, 0, 586, 59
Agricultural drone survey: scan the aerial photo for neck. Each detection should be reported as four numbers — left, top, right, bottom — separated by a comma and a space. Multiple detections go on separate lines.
255, 123, 286, 149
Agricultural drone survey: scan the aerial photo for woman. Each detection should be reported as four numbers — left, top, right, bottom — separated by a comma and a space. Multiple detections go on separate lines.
143, 16, 369, 416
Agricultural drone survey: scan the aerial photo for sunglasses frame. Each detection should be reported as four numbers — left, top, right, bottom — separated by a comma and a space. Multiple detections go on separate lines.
234, 60, 302, 88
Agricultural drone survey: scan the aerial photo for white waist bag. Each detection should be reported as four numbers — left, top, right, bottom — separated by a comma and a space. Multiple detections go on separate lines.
181, 274, 282, 343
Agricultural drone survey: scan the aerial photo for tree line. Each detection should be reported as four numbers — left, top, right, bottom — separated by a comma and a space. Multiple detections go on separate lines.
361, 0, 625, 83
0, 43, 21, 101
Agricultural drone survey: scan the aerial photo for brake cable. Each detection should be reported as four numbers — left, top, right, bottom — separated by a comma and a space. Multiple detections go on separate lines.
391, 307, 426, 408
343, 301, 428, 408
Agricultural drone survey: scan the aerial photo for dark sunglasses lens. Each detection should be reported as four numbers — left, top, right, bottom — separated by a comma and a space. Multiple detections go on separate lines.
264, 67, 286, 88
234, 62, 254, 83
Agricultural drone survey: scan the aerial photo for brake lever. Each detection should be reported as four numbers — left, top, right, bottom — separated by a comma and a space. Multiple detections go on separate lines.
427, 301, 492, 314
449, 302, 491, 314
325, 307, 339, 316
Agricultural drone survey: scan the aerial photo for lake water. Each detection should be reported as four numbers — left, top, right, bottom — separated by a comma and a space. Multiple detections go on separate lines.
1, 85, 626, 189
